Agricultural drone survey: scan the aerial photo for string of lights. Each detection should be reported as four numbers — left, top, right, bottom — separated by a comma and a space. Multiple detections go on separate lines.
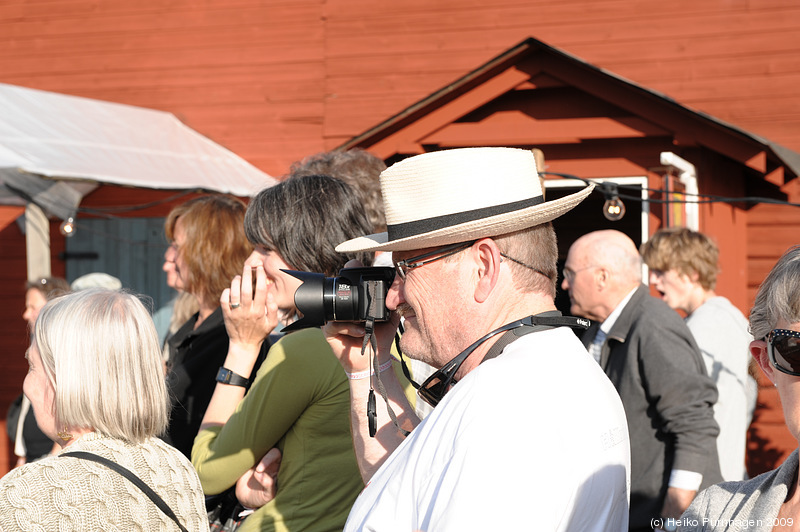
58, 189, 204, 237
76, 189, 199, 216
541, 171, 800, 221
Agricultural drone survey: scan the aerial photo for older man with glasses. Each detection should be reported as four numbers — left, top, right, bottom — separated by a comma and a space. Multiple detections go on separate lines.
562, 229, 722, 532
323, 147, 631, 532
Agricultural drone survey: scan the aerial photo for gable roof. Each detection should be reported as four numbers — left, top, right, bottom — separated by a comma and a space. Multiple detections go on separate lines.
340, 37, 800, 183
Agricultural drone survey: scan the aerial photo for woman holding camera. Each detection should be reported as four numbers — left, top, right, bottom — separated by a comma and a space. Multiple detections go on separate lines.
192, 174, 407, 531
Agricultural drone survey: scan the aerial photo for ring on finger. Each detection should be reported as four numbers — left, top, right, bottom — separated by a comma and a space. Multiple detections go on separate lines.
230, 303, 241, 309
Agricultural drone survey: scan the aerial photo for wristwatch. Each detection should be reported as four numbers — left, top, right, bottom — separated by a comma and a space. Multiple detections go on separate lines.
215, 367, 251, 388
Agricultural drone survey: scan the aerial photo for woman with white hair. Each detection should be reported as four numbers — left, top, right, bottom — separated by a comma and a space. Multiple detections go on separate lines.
0, 289, 208, 531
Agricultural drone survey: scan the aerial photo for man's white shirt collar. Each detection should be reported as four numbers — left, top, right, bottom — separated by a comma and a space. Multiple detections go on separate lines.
600, 286, 638, 333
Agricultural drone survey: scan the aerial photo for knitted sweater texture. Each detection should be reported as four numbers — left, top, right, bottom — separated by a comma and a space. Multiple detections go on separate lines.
0, 432, 209, 531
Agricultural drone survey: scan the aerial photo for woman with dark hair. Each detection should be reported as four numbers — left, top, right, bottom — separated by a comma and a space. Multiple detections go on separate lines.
7, 277, 71, 467
192, 174, 405, 531
163, 194, 260, 458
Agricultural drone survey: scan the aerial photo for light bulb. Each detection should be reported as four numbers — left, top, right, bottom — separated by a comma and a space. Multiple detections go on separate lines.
603, 197, 626, 221
60, 217, 76, 237
599, 183, 626, 221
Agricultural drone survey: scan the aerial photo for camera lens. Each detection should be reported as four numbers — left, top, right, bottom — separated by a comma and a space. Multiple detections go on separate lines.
281, 267, 395, 332
329, 277, 360, 322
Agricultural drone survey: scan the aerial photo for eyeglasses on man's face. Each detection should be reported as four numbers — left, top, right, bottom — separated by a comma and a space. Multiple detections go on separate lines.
394, 241, 476, 281
562, 265, 597, 283
766, 328, 800, 376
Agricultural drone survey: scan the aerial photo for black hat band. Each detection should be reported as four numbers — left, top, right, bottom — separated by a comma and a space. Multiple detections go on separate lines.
387, 195, 544, 241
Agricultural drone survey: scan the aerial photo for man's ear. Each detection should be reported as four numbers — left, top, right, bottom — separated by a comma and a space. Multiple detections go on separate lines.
751, 340, 775, 384
473, 239, 501, 303
595, 267, 609, 290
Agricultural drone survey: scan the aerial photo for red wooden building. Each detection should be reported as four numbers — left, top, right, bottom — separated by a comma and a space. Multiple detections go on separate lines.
1, 0, 799, 476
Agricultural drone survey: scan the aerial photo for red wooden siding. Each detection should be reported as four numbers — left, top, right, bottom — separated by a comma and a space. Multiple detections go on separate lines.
0, 1, 796, 174
1, 0, 328, 174
323, 0, 800, 154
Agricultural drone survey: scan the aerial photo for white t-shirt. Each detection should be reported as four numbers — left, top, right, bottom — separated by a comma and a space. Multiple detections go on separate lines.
345, 327, 631, 532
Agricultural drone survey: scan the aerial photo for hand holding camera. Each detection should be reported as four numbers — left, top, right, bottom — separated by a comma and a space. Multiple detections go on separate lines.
285, 260, 399, 375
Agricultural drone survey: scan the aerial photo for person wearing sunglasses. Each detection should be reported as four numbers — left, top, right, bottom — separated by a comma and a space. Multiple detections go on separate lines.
641, 227, 754, 483
323, 147, 631, 532
679, 245, 800, 531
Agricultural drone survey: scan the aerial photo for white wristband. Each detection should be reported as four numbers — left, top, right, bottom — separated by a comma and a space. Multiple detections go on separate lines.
668, 469, 703, 491
346, 358, 394, 380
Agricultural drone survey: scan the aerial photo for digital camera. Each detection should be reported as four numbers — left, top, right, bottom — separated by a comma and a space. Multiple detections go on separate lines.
281, 267, 396, 332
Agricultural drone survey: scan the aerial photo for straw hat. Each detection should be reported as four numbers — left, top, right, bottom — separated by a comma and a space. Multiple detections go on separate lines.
336, 147, 594, 253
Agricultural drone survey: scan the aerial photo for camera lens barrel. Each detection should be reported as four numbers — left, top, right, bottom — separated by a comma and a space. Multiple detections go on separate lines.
282, 267, 395, 332
330, 277, 359, 322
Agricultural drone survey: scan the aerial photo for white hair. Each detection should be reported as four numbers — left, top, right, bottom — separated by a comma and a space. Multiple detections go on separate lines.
33, 289, 169, 442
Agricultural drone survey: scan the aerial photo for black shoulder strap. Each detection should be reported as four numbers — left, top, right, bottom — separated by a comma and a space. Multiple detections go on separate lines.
63, 451, 189, 532
482, 313, 590, 363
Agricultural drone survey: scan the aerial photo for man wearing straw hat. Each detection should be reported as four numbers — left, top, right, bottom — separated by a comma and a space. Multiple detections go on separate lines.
325, 147, 631, 531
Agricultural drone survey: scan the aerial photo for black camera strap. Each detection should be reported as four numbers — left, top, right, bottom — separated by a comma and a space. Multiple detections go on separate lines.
362, 282, 410, 438
371, 311, 589, 436
397, 312, 588, 391
480, 312, 588, 364
414, 312, 590, 408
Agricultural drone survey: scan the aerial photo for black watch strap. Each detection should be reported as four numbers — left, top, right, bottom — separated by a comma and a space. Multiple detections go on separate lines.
215, 367, 250, 388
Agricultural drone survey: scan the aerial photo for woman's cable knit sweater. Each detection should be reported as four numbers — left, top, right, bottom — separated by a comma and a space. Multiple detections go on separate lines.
0, 432, 209, 531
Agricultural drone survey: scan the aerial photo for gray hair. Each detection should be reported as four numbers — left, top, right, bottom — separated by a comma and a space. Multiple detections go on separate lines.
290, 149, 387, 233
750, 245, 800, 340
34, 289, 169, 442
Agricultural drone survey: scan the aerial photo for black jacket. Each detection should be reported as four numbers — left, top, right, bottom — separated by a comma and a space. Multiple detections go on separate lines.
165, 307, 268, 458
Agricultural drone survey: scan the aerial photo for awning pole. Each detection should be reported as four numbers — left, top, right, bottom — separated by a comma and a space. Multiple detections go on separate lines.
25, 203, 51, 281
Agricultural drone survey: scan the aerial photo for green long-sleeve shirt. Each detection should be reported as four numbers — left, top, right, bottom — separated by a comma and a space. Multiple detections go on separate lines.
192, 328, 364, 532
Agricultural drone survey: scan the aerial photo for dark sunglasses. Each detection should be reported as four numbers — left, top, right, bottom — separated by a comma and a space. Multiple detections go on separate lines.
766, 329, 800, 376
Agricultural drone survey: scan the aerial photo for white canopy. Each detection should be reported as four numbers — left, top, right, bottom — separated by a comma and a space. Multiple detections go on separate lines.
0, 83, 276, 215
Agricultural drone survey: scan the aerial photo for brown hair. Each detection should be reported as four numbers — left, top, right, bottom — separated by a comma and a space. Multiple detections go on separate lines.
26, 277, 71, 299
443, 225, 558, 297
165, 195, 252, 308
494, 223, 558, 298
640, 227, 720, 290
244, 174, 373, 276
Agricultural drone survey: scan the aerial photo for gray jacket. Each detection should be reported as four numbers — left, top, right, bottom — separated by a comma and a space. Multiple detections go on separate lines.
582, 284, 722, 531
680, 450, 798, 531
